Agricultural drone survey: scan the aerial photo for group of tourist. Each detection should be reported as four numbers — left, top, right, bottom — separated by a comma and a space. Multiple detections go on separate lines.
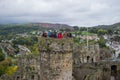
42, 30, 72, 39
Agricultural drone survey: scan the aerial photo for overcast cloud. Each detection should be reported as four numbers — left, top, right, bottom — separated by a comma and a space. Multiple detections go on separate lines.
0, 0, 120, 26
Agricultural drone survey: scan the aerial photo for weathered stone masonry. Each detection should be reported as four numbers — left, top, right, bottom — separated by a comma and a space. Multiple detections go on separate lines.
39, 37, 73, 80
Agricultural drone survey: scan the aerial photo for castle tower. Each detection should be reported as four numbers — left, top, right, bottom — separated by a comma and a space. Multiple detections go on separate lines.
12, 54, 40, 80
38, 37, 73, 80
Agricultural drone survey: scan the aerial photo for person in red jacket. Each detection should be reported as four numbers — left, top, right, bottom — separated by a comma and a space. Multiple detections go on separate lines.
57, 32, 63, 39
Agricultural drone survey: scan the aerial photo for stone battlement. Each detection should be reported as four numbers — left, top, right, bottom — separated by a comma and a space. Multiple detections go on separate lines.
38, 37, 73, 52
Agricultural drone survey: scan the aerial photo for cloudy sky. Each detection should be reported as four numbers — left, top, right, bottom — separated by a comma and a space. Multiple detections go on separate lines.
0, 0, 120, 26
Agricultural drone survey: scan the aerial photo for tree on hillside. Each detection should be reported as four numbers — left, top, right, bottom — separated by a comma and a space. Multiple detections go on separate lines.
107, 29, 113, 35
0, 48, 5, 61
97, 29, 107, 35
89, 28, 98, 33
12, 36, 38, 46
73, 26, 79, 30
0, 58, 12, 76
98, 37, 106, 48
79, 27, 87, 31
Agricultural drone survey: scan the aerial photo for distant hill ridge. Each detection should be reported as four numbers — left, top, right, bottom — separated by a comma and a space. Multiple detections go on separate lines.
94, 22, 120, 30
112, 22, 120, 26
31, 23, 73, 30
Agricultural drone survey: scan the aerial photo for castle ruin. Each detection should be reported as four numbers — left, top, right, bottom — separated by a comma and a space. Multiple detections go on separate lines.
39, 37, 73, 80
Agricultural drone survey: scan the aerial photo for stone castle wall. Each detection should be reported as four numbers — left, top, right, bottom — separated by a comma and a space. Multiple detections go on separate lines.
39, 37, 73, 80
73, 44, 100, 65
13, 55, 40, 80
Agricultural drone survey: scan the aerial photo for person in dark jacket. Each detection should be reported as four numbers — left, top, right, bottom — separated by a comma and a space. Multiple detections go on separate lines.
42, 31, 47, 37
53, 31, 57, 38
67, 32, 72, 38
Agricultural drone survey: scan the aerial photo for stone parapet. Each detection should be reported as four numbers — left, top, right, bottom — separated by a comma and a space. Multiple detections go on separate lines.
39, 37, 73, 80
